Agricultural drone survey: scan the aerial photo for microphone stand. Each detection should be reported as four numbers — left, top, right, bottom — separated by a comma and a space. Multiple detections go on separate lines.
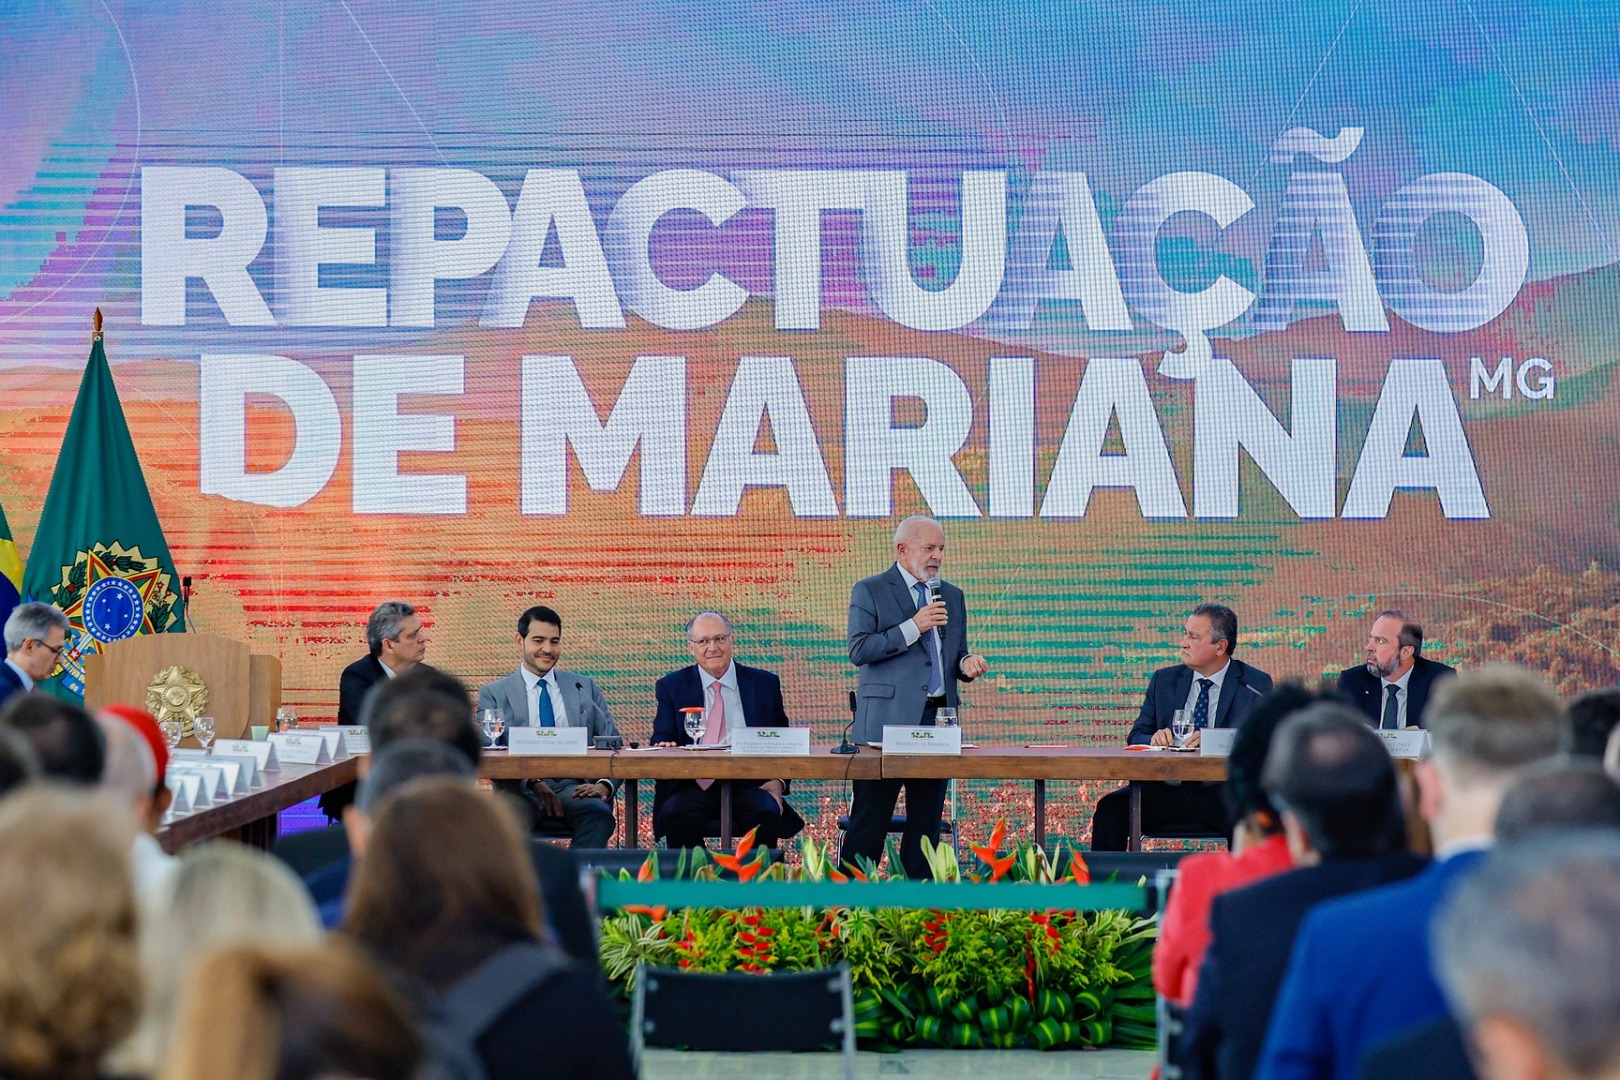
833, 689, 860, 754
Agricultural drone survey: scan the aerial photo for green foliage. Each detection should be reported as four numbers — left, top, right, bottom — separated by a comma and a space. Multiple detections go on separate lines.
596, 828, 1157, 1051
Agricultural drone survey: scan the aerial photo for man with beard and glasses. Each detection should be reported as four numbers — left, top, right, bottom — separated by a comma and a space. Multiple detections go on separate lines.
1336, 609, 1455, 730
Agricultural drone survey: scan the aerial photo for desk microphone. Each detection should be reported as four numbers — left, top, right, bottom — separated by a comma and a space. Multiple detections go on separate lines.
833, 689, 860, 754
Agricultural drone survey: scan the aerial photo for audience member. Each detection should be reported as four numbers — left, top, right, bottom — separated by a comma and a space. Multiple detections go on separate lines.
0, 691, 104, 782
1335, 609, 1455, 729
0, 602, 70, 707
1434, 833, 1620, 1080
110, 843, 322, 1077
95, 704, 177, 904
1092, 603, 1273, 849
0, 786, 139, 1080
165, 942, 423, 1080
0, 724, 39, 797
1561, 688, 1620, 760
1183, 703, 1425, 1080
477, 605, 622, 845
1494, 758, 1620, 841
343, 777, 635, 1080
1153, 683, 1310, 1009
1257, 664, 1562, 1080
650, 611, 804, 850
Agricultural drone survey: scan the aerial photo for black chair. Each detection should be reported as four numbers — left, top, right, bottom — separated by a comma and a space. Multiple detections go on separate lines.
632, 962, 856, 1079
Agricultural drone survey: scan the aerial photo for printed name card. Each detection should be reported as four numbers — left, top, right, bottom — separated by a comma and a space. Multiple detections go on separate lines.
215, 739, 280, 773
319, 725, 371, 754
164, 772, 197, 814
1376, 729, 1429, 758
308, 729, 349, 760
268, 732, 332, 765
171, 750, 256, 791
730, 727, 811, 756
1199, 729, 1237, 756
171, 764, 228, 801
508, 727, 589, 755
881, 726, 963, 755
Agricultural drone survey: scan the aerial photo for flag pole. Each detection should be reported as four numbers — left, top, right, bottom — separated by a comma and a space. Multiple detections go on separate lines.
92, 307, 103, 342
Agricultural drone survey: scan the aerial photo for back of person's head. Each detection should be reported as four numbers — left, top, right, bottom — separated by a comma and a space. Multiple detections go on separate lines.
1222, 683, 1321, 836
0, 725, 40, 798
1562, 688, 1620, 760
1494, 759, 1620, 843
362, 668, 480, 765
99, 703, 168, 792
94, 712, 157, 811
344, 776, 542, 989
0, 691, 105, 783
1426, 664, 1562, 787
1263, 703, 1405, 858
0, 785, 139, 1078
114, 843, 322, 1076
166, 941, 423, 1080
356, 739, 475, 815
1435, 831, 1620, 1080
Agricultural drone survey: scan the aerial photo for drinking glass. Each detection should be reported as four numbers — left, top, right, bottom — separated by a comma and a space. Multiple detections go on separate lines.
159, 719, 182, 751
1170, 709, 1193, 748
682, 709, 706, 747
479, 708, 505, 749
195, 715, 216, 754
275, 706, 297, 733
936, 706, 959, 727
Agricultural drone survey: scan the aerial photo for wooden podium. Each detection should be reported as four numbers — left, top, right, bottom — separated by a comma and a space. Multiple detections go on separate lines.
84, 634, 281, 745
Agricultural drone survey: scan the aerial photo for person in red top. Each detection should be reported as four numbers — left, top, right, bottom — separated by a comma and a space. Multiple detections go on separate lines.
1154, 685, 1320, 1006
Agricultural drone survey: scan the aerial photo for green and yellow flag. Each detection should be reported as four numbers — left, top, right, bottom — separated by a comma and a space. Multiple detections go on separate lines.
21, 313, 185, 700
0, 499, 21, 633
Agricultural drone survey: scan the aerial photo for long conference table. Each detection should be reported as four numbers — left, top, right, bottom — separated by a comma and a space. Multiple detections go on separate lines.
158, 745, 1223, 854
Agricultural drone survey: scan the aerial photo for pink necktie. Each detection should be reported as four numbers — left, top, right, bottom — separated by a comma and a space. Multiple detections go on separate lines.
697, 680, 727, 790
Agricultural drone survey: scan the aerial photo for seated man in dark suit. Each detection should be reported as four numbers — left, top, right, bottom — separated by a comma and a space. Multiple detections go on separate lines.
337, 600, 432, 726
1091, 603, 1272, 850
477, 605, 621, 847
286, 667, 599, 965
649, 612, 805, 850
0, 602, 71, 708
1183, 704, 1425, 1080
1336, 609, 1454, 729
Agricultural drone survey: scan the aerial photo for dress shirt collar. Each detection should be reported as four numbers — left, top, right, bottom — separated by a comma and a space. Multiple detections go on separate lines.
896, 562, 924, 592
699, 661, 738, 693
1386, 662, 1414, 694
1190, 659, 1231, 689
520, 666, 554, 694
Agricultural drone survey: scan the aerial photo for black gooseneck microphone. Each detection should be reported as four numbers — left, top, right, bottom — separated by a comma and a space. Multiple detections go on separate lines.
833, 689, 860, 754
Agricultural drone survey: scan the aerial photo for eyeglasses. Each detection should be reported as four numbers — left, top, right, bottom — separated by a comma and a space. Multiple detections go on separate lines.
31, 639, 65, 657
689, 634, 733, 648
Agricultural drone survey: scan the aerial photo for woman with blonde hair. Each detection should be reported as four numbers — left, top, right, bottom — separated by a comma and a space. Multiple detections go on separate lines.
0, 786, 140, 1080
343, 776, 634, 1080
111, 843, 323, 1076
164, 942, 421, 1080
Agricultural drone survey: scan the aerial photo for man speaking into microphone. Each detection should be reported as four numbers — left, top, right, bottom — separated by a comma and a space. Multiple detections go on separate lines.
841, 516, 989, 879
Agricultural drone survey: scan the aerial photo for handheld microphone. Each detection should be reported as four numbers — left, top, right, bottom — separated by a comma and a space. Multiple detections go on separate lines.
926, 575, 942, 606
833, 689, 860, 754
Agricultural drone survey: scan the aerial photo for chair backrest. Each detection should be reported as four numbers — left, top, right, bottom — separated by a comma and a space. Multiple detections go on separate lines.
632, 962, 855, 1079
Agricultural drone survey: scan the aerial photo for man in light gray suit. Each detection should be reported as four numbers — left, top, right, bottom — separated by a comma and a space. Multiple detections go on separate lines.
840, 516, 989, 878
477, 605, 621, 847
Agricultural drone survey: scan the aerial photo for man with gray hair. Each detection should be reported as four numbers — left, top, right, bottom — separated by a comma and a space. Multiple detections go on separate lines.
0, 602, 71, 706
1434, 833, 1620, 1080
841, 516, 988, 879
1258, 664, 1563, 1080
337, 600, 431, 727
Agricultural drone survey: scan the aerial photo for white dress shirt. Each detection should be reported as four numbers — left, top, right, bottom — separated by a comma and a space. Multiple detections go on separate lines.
1381, 664, 1415, 728
1182, 660, 1230, 723
702, 661, 745, 741
519, 667, 570, 727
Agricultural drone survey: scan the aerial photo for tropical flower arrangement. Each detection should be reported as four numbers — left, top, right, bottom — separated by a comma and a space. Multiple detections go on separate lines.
597, 822, 1158, 1051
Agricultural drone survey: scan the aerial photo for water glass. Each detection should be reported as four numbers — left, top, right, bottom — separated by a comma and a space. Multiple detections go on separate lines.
936, 706, 959, 727
1170, 709, 1194, 748
479, 708, 505, 748
159, 719, 182, 751
275, 706, 297, 732
682, 709, 706, 746
195, 715, 216, 754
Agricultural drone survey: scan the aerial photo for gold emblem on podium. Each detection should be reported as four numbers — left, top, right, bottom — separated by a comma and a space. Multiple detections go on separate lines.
146, 666, 209, 737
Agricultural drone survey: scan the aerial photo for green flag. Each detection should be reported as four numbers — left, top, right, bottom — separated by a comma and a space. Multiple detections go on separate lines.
22, 321, 186, 700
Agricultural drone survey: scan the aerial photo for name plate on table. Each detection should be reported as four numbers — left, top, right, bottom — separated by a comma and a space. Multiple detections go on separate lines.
319, 725, 371, 754
307, 729, 350, 760
881, 726, 963, 755
215, 739, 280, 773
171, 750, 256, 792
1376, 730, 1429, 758
269, 733, 332, 765
1199, 729, 1236, 756
172, 763, 228, 800
165, 772, 198, 813
509, 727, 589, 755
731, 727, 811, 756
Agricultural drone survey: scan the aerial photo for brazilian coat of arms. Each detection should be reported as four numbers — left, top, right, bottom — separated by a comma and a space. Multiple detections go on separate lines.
48, 541, 181, 696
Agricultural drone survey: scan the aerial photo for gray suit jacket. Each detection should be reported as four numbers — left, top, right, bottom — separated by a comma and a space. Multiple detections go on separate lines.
477, 669, 621, 786
848, 565, 973, 745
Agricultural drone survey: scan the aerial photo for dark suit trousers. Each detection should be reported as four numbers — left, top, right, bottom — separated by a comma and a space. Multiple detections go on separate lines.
655, 785, 789, 850
1090, 781, 1227, 851
841, 778, 946, 879
499, 778, 616, 848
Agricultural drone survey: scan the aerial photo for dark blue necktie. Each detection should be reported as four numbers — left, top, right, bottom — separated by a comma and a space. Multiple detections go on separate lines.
1192, 678, 1214, 730
1382, 685, 1399, 730
537, 679, 556, 727
913, 582, 944, 696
